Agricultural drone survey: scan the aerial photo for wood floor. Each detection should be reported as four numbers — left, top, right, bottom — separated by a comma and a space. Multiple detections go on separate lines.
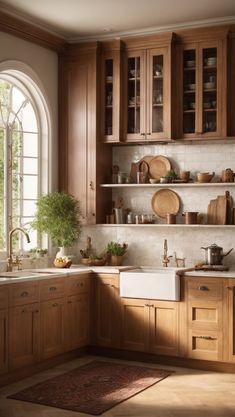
1, 356, 235, 417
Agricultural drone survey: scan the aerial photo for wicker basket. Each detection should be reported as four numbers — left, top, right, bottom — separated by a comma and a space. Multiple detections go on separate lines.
80, 257, 106, 266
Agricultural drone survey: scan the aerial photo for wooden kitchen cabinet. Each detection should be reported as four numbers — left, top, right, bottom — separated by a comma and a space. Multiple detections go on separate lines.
40, 298, 65, 360
93, 274, 121, 348
120, 298, 179, 356
59, 44, 112, 224
8, 282, 39, 370
65, 274, 91, 351
0, 287, 8, 375
185, 277, 223, 361
179, 28, 228, 139
39, 277, 65, 359
9, 303, 40, 370
100, 40, 123, 143
123, 33, 175, 142
223, 279, 235, 363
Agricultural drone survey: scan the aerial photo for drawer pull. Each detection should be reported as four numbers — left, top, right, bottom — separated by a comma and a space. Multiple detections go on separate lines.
20, 291, 29, 297
197, 335, 216, 340
49, 286, 57, 291
52, 303, 58, 307
33, 309, 39, 313
198, 286, 209, 291
21, 309, 27, 314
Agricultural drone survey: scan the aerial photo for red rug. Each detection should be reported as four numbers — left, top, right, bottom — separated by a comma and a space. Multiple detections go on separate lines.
8, 360, 171, 415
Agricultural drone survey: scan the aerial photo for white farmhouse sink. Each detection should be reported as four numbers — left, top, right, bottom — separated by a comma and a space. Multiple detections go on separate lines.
120, 267, 184, 301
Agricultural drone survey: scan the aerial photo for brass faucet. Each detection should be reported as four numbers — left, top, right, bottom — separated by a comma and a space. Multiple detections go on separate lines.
7, 227, 30, 272
162, 239, 172, 267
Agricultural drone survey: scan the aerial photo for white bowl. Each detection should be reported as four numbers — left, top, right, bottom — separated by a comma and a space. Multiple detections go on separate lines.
186, 60, 195, 68
188, 83, 195, 90
204, 82, 215, 90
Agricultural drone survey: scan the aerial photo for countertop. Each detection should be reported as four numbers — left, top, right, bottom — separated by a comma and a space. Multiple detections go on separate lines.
1, 264, 235, 285
0, 265, 135, 284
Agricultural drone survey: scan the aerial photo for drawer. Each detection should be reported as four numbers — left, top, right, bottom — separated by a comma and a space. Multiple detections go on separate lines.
9, 282, 39, 306
0, 286, 8, 309
67, 274, 90, 295
40, 278, 65, 301
188, 329, 222, 361
187, 278, 223, 301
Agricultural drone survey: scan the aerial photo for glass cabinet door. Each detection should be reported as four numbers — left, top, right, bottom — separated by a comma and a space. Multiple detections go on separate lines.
104, 58, 113, 137
182, 41, 224, 139
127, 55, 142, 138
202, 47, 217, 134
183, 49, 196, 136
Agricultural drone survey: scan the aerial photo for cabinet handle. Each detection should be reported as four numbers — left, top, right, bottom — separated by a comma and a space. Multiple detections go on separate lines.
34, 309, 39, 313
197, 335, 216, 340
140, 132, 145, 136
52, 303, 58, 307
49, 286, 57, 291
226, 286, 235, 289
89, 181, 94, 190
20, 291, 29, 297
21, 309, 27, 313
145, 303, 149, 307
198, 285, 209, 291
146, 132, 151, 136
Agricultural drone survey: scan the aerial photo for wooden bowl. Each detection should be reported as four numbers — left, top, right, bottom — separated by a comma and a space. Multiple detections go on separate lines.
197, 172, 215, 183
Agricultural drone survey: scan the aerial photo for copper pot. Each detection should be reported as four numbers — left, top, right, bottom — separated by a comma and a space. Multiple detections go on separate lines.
182, 211, 198, 224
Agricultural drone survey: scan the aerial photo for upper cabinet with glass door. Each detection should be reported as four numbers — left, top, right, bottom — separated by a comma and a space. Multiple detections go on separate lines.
100, 41, 123, 143
124, 34, 175, 143
181, 31, 228, 139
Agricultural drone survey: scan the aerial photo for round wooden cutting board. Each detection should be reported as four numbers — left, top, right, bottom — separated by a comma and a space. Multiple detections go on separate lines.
151, 189, 180, 218
148, 156, 171, 180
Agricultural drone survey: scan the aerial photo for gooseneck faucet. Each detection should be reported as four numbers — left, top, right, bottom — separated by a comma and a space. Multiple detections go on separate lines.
162, 239, 172, 267
7, 227, 30, 272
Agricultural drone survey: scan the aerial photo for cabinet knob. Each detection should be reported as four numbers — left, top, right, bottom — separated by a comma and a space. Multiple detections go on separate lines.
198, 285, 209, 291
89, 181, 94, 190
146, 132, 151, 136
68, 300, 72, 304
33, 309, 39, 313
49, 286, 57, 291
140, 133, 145, 136
21, 309, 27, 314
52, 303, 58, 307
20, 291, 29, 297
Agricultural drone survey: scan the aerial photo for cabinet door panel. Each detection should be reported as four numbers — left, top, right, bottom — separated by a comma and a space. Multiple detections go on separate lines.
120, 298, 149, 352
65, 293, 90, 350
149, 301, 179, 356
0, 309, 8, 374
9, 303, 39, 370
40, 298, 64, 360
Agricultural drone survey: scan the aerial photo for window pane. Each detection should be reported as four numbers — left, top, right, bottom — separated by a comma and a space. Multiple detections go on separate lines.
23, 175, 38, 199
22, 157, 38, 175
23, 200, 36, 217
23, 133, 38, 157
22, 102, 38, 132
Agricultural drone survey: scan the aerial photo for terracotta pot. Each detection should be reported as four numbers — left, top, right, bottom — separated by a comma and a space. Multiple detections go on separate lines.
111, 255, 123, 266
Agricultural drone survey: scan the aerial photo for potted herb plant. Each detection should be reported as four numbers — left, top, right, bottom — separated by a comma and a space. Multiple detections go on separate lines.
31, 191, 82, 258
106, 241, 128, 266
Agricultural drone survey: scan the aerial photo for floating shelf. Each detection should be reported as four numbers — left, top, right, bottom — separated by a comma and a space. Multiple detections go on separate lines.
100, 182, 235, 188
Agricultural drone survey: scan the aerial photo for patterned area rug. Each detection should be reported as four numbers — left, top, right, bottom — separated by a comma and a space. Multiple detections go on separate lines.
8, 360, 171, 415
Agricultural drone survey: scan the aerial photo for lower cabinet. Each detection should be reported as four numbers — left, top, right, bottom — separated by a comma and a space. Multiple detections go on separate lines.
94, 274, 120, 348
120, 298, 179, 356
9, 303, 40, 370
40, 298, 65, 360
224, 278, 235, 363
185, 277, 223, 361
0, 309, 8, 374
65, 274, 91, 351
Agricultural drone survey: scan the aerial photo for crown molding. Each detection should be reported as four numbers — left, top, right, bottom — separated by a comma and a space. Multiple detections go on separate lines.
0, 9, 67, 52
68, 15, 235, 43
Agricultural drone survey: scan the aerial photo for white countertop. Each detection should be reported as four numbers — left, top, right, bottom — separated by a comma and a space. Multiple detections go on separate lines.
1, 264, 235, 285
0, 265, 135, 284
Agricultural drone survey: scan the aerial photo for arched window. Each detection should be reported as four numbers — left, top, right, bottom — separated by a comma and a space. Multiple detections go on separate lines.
0, 62, 51, 254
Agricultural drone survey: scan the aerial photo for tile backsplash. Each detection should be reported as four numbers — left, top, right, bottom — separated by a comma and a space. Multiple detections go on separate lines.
77, 142, 235, 268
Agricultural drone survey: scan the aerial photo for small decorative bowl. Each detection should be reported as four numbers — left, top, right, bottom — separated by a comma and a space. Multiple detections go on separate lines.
149, 178, 158, 184
53, 259, 72, 268
197, 172, 215, 183
80, 257, 107, 266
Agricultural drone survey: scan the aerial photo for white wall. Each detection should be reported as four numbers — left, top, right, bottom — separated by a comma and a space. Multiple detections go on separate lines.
80, 142, 235, 268
0, 31, 58, 190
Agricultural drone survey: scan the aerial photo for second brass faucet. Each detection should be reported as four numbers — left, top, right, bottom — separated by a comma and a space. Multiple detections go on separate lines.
162, 239, 172, 267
